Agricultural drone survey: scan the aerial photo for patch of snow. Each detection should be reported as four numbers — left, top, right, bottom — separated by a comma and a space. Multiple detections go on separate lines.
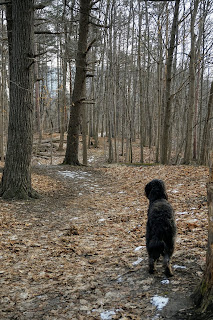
171, 189, 179, 193
99, 218, 106, 222
188, 218, 198, 222
161, 279, 170, 285
70, 217, 78, 221
132, 257, 143, 266
100, 310, 116, 319
10, 235, 18, 240
134, 246, 144, 252
96, 212, 103, 216
117, 275, 123, 283
176, 211, 188, 215
59, 171, 92, 179
173, 265, 186, 270
88, 157, 95, 163
151, 295, 169, 310
20, 292, 28, 300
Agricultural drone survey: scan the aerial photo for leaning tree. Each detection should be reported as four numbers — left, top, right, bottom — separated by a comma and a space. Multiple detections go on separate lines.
0, 0, 38, 199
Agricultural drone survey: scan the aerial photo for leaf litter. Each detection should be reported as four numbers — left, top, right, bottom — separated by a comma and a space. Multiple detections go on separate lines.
0, 151, 209, 319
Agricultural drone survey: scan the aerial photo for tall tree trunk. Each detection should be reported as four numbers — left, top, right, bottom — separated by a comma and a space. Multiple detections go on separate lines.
58, 0, 68, 151
161, 0, 180, 164
0, 0, 38, 199
34, 42, 42, 144
0, 10, 5, 161
63, 0, 91, 165
184, 0, 199, 164
156, 3, 164, 163
137, 0, 143, 163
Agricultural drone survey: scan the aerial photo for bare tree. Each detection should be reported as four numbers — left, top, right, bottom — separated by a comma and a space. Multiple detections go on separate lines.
184, 0, 199, 164
0, 0, 39, 199
161, 0, 180, 164
200, 81, 213, 165
63, 0, 91, 165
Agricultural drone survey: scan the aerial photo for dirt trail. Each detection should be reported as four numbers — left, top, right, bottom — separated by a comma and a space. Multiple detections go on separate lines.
0, 154, 210, 319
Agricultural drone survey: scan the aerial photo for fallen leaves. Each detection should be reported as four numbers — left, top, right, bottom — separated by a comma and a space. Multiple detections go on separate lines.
0, 161, 209, 319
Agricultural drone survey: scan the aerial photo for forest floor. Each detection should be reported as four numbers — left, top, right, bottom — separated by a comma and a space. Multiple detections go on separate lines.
0, 136, 211, 320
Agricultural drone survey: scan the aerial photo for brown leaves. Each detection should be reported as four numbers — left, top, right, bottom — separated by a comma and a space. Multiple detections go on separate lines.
0, 162, 209, 319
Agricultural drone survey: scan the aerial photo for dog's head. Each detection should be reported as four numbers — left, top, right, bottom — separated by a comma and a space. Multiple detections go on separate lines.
145, 179, 168, 202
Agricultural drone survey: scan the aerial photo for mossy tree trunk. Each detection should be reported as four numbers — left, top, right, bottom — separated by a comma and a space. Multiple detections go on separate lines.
193, 152, 213, 311
0, 0, 39, 200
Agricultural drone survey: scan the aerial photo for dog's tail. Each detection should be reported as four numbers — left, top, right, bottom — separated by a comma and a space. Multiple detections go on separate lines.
148, 239, 165, 260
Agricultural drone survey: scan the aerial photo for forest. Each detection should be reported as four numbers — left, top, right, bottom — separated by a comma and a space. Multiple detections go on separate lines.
0, 0, 213, 319
0, 0, 212, 166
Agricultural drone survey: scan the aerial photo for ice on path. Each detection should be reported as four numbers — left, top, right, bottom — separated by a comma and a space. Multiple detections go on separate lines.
173, 265, 186, 270
100, 310, 116, 319
151, 295, 169, 310
132, 257, 143, 266
176, 211, 188, 215
59, 171, 92, 179
134, 246, 144, 252
161, 279, 170, 285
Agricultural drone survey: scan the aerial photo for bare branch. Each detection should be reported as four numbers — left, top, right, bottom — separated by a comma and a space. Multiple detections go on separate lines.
34, 1, 52, 10
85, 38, 96, 54
91, 0, 100, 8
34, 4, 46, 10
90, 21, 111, 28
35, 31, 61, 35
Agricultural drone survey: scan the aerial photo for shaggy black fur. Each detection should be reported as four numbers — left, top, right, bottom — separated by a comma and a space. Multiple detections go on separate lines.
145, 179, 176, 277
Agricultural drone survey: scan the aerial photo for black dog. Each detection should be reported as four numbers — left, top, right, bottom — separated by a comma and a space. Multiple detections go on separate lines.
145, 179, 176, 277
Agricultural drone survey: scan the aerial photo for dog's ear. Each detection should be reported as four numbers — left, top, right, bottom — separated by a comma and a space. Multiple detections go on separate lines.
158, 180, 168, 200
145, 181, 152, 199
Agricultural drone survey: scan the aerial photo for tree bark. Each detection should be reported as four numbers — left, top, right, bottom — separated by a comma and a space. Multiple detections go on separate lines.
0, 0, 39, 199
58, 0, 68, 151
193, 151, 213, 312
200, 81, 213, 165
63, 0, 91, 165
161, 0, 180, 164
137, 0, 143, 163
184, 0, 199, 164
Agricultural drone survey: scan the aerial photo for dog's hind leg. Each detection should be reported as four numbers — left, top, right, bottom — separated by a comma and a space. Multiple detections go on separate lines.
148, 257, 156, 274
163, 254, 173, 277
